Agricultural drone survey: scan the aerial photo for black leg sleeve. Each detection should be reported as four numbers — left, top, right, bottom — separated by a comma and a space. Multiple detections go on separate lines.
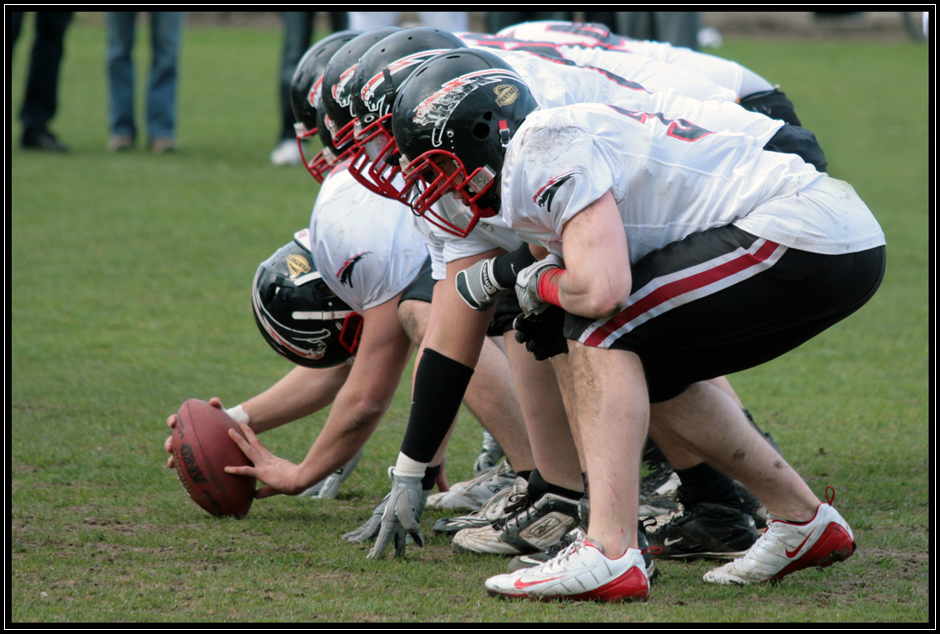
400, 348, 474, 463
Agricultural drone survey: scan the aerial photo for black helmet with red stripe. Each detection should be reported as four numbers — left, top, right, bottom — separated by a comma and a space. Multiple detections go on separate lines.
347, 27, 466, 198
252, 230, 362, 368
319, 28, 402, 165
289, 30, 362, 182
391, 48, 538, 237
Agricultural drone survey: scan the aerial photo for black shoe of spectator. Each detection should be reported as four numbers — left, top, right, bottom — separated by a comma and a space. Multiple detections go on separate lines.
21, 128, 68, 152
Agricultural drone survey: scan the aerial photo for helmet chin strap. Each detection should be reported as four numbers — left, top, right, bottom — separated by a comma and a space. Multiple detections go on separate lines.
498, 120, 511, 149
476, 178, 501, 217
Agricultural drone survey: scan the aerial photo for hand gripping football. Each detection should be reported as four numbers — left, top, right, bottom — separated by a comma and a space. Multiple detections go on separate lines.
171, 399, 256, 518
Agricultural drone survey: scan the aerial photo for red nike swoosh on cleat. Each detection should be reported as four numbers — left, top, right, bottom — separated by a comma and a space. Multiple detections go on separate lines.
785, 533, 814, 558
514, 576, 563, 589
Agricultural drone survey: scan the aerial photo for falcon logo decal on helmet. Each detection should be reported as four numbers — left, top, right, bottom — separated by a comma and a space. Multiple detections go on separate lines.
308, 75, 324, 110
330, 64, 359, 119
360, 49, 453, 119
413, 68, 525, 147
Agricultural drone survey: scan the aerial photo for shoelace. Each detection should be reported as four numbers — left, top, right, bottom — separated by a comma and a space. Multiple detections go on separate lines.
491, 492, 533, 531
538, 539, 590, 574
654, 505, 697, 532
464, 486, 515, 521
543, 529, 585, 558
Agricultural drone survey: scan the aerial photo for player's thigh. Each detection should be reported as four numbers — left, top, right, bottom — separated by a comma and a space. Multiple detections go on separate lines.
398, 257, 434, 344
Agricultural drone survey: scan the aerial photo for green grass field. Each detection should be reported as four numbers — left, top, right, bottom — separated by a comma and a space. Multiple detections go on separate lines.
11, 15, 930, 623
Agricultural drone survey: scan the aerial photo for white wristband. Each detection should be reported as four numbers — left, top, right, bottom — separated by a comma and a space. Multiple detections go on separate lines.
225, 404, 249, 425
393, 452, 428, 478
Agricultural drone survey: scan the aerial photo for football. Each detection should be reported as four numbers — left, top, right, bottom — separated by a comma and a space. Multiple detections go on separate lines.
171, 398, 256, 519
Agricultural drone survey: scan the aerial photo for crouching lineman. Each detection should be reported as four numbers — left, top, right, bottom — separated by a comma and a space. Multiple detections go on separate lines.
350, 29, 816, 568
164, 226, 536, 511
164, 33, 538, 528
316, 28, 589, 557
388, 49, 884, 601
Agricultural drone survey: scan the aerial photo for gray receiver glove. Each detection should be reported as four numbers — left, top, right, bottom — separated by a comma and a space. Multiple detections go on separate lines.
366, 468, 428, 559
299, 449, 364, 500
515, 254, 563, 317
342, 490, 390, 543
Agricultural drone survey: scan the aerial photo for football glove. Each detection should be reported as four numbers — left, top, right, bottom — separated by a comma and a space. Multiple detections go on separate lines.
455, 257, 506, 312
515, 254, 563, 317
298, 449, 363, 500
513, 307, 568, 360
367, 468, 428, 559
342, 491, 390, 543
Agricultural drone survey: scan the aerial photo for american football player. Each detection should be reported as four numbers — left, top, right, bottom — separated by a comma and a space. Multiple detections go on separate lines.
349, 29, 788, 564
164, 226, 535, 508
163, 35, 538, 530
390, 48, 884, 601
318, 29, 588, 559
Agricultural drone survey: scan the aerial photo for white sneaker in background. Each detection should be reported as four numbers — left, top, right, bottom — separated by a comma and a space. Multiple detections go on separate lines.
271, 138, 302, 166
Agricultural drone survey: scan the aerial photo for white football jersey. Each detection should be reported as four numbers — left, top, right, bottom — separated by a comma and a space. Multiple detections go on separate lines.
492, 104, 883, 261
309, 167, 428, 313
462, 37, 738, 103
418, 196, 524, 280
495, 21, 635, 50
491, 50, 781, 143
412, 50, 785, 274
492, 21, 774, 98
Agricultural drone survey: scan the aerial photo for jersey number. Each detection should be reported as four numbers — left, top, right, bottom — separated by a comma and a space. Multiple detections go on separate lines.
607, 104, 714, 142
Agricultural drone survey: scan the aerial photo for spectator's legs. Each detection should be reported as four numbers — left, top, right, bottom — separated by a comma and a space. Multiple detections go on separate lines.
146, 11, 183, 142
107, 12, 138, 140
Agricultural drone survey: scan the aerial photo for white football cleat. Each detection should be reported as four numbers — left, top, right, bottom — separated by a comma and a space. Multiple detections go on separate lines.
703, 489, 856, 585
433, 476, 526, 535
485, 537, 650, 603
426, 460, 515, 511
452, 491, 580, 556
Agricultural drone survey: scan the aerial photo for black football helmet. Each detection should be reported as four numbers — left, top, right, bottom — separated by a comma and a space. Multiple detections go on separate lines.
289, 30, 362, 183
252, 231, 362, 368
313, 107, 348, 179
391, 48, 538, 237
320, 27, 402, 163
346, 27, 466, 198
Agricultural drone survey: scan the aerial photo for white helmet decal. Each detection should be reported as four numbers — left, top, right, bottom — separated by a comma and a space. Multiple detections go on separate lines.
413, 68, 524, 147
361, 49, 452, 116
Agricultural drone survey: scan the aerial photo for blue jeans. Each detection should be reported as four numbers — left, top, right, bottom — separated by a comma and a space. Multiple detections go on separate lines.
106, 11, 183, 141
